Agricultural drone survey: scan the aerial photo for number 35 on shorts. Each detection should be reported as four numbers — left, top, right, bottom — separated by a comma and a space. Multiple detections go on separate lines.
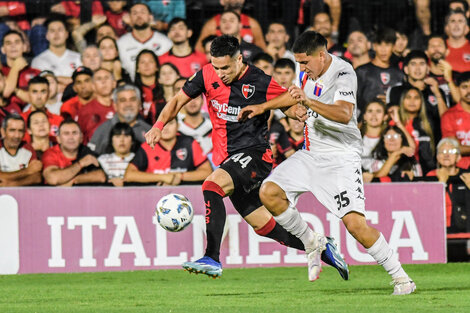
227, 152, 253, 169
334, 191, 350, 210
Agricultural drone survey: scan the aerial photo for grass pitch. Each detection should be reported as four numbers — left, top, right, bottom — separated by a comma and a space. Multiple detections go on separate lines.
1, 263, 469, 313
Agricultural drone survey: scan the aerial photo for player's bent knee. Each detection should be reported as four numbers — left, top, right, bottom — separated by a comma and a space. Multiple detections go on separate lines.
260, 182, 287, 209
342, 212, 368, 237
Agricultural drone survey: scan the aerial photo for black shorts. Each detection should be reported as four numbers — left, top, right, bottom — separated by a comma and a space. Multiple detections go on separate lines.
219, 147, 273, 217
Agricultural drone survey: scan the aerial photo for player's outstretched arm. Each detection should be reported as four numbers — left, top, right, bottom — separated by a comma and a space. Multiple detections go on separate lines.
145, 91, 192, 148
238, 91, 296, 121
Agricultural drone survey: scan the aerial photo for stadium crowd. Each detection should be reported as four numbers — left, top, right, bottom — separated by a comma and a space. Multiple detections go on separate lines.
0, 0, 469, 242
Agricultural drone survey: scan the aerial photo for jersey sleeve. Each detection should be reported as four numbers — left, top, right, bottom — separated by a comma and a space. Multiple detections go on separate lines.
266, 77, 287, 101
182, 70, 206, 99
333, 71, 357, 105
191, 140, 207, 167
440, 111, 455, 138
131, 146, 149, 172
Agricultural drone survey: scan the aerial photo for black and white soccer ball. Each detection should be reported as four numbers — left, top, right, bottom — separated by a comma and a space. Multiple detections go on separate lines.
155, 193, 194, 232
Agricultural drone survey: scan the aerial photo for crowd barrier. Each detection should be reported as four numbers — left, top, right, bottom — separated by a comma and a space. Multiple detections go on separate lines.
0, 183, 446, 275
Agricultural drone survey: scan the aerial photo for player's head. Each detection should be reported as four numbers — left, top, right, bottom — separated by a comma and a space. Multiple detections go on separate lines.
273, 58, 296, 88
1, 114, 25, 151
403, 50, 428, 81
57, 119, 82, 152
28, 76, 50, 110
456, 71, 470, 105
210, 35, 244, 85
292, 31, 328, 80
252, 53, 274, 76
107, 122, 135, 155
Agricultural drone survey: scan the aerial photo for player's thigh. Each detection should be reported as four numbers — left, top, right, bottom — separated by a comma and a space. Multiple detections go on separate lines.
312, 154, 366, 218
204, 167, 235, 196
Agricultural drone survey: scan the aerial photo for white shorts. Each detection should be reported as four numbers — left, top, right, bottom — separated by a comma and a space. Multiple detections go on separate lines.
264, 150, 366, 218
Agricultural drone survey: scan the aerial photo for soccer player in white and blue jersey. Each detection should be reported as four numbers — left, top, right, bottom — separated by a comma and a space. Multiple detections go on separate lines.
239, 31, 416, 295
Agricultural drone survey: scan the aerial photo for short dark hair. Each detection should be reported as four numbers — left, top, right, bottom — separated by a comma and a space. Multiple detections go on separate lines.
1, 113, 24, 130
274, 58, 296, 72
372, 28, 396, 44
449, 0, 469, 13
27, 110, 48, 129
292, 31, 327, 55
427, 34, 447, 49
220, 10, 241, 22
456, 71, 470, 86
313, 11, 332, 24
202, 35, 217, 48
45, 14, 68, 31
58, 118, 81, 134
252, 53, 274, 65
168, 17, 189, 31
445, 9, 467, 25
106, 122, 136, 153
28, 76, 49, 89
2, 30, 24, 46
210, 35, 240, 58
129, 2, 151, 13
403, 50, 429, 66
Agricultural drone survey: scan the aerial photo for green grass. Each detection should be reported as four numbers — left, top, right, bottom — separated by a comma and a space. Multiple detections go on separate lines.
1, 263, 469, 313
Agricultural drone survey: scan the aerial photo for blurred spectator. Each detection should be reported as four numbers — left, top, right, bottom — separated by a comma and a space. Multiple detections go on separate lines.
398, 87, 436, 174
158, 18, 208, 78
21, 76, 63, 140
269, 116, 293, 168
1, 30, 40, 113
272, 58, 296, 88
141, 0, 186, 31
0, 2, 28, 31
178, 95, 212, 155
42, 119, 106, 186
201, 34, 217, 62
387, 50, 447, 142
32, 16, 81, 91
60, 66, 95, 120
346, 30, 371, 69
441, 71, 470, 169
26, 110, 53, 160
88, 84, 151, 155
422, 138, 470, 232
265, 22, 295, 62
310, 11, 344, 57
98, 122, 136, 187
77, 68, 115, 144
98, 36, 130, 83
39, 70, 63, 115
252, 53, 274, 76
286, 117, 304, 151
96, 23, 117, 42
51, 1, 104, 18
117, 3, 172, 80
218, 11, 262, 62
125, 118, 212, 185
71, 15, 107, 53
445, 9, 470, 73
81, 45, 102, 72
0, 114, 42, 186
390, 29, 409, 69
103, 0, 128, 37
371, 125, 422, 182
158, 62, 180, 103
426, 35, 459, 104
195, 0, 266, 52
360, 100, 387, 173
135, 49, 165, 125
356, 28, 403, 119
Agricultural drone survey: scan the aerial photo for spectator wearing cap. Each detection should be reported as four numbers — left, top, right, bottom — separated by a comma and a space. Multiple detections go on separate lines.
21, 76, 63, 141
31, 16, 82, 92
0, 114, 42, 186
387, 50, 448, 142
88, 84, 151, 155
60, 67, 95, 121
1, 30, 41, 114
38, 71, 63, 115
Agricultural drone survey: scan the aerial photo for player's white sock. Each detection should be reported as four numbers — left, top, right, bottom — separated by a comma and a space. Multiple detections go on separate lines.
366, 233, 407, 279
274, 206, 316, 252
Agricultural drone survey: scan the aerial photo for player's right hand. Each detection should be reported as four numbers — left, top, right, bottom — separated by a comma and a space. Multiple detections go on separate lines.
79, 155, 99, 168
294, 103, 308, 122
238, 105, 265, 121
145, 127, 162, 149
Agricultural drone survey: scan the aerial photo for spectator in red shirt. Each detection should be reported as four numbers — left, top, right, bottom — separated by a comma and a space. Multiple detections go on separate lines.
51, 1, 104, 19
77, 68, 116, 144
0, 114, 42, 186
125, 118, 212, 185
26, 110, 53, 161
1, 30, 40, 113
42, 119, 106, 186
21, 76, 63, 140
103, 0, 128, 37
441, 71, 470, 169
444, 9, 470, 73
159, 18, 208, 78
60, 66, 95, 120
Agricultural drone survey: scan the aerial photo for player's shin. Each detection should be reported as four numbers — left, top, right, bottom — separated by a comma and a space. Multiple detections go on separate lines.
273, 206, 317, 252
255, 216, 305, 250
366, 233, 408, 279
202, 181, 226, 263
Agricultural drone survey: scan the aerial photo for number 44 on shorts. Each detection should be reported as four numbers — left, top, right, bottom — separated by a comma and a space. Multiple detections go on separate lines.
334, 191, 350, 210
230, 153, 253, 169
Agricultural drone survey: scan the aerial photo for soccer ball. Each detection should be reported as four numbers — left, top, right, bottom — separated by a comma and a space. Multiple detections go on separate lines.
155, 193, 194, 232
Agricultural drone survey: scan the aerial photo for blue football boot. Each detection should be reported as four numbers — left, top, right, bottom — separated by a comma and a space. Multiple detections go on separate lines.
182, 256, 222, 279
321, 236, 349, 280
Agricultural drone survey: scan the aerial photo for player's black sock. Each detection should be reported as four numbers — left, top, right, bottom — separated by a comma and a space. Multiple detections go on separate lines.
255, 217, 305, 251
202, 181, 226, 263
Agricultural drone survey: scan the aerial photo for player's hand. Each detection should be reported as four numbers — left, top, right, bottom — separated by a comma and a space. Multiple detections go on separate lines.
288, 86, 307, 104
424, 77, 439, 93
238, 105, 265, 121
109, 177, 124, 187
12, 57, 28, 71
401, 170, 414, 181
400, 146, 415, 158
92, 15, 107, 26
389, 106, 402, 126
145, 127, 162, 149
27, 160, 43, 174
294, 103, 308, 122
438, 60, 453, 83
79, 155, 99, 168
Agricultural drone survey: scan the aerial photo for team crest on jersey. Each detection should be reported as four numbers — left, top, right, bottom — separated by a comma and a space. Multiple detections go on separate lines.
464, 53, 470, 62
313, 82, 323, 97
176, 148, 188, 161
428, 95, 437, 105
242, 84, 255, 99
380, 72, 390, 85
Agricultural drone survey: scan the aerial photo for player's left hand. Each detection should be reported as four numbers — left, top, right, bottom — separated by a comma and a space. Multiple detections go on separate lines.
294, 103, 308, 122
238, 105, 265, 121
288, 85, 307, 105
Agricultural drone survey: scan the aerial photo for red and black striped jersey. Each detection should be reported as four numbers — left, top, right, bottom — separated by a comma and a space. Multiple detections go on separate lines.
182, 64, 286, 165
